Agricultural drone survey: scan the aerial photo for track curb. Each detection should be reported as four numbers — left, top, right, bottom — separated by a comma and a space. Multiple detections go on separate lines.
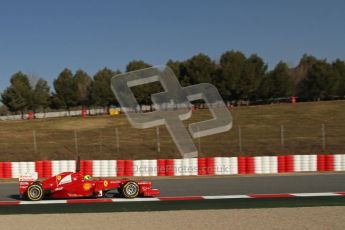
1, 192, 344, 206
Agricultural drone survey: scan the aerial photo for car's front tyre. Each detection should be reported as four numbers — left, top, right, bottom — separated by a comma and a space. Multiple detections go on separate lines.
121, 181, 139, 199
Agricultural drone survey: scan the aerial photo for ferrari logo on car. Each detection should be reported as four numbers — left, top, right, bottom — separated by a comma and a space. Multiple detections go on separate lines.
104, 180, 108, 187
56, 175, 62, 184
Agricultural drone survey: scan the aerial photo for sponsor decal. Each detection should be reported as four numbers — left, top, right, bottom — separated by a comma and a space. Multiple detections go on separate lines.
67, 193, 81, 197
19, 172, 38, 182
54, 187, 63, 192
83, 183, 92, 191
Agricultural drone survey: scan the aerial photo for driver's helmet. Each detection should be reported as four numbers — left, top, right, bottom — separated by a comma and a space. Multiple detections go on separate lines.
83, 175, 91, 180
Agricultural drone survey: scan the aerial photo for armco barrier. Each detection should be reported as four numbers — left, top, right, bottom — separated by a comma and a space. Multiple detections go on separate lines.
0, 154, 345, 179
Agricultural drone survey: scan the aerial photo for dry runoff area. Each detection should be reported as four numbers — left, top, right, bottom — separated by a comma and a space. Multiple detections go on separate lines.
1, 100, 345, 161
0, 206, 345, 230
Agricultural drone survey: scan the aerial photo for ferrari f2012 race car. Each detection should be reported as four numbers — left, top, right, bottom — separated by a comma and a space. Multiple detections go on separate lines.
19, 159, 160, 201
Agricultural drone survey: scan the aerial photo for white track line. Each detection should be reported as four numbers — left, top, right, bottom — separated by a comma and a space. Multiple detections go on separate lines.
290, 192, 342, 197
20, 200, 67, 205
111, 198, 160, 202
203, 195, 250, 199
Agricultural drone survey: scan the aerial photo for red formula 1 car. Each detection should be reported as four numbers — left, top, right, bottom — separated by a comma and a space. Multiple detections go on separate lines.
19, 160, 159, 201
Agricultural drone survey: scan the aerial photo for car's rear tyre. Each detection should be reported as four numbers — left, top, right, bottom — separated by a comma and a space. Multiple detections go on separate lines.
121, 181, 139, 199
27, 184, 43, 201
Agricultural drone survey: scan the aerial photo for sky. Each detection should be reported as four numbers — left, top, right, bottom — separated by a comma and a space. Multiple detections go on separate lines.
0, 0, 344, 92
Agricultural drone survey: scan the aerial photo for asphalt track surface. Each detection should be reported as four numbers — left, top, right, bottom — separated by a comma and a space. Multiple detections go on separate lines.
1, 173, 345, 214
1, 173, 345, 201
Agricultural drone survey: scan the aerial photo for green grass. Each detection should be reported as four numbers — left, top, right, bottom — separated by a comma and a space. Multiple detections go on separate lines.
1, 100, 345, 161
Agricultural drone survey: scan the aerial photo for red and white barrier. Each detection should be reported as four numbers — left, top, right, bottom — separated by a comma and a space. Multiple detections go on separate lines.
334, 154, 345, 171
52, 160, 60, 176
1, 154, 345, 179
214, 157, 238, 175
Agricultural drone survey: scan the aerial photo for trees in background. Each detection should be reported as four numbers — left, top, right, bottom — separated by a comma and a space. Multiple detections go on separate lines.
125, 60, 156, 104
74, 70, 92, 107
297, 60, 338, 100
1, 72, 50, 115
32, 79, 50, 112
333, 59, 345, 97
91, 68, 119, 107
51, 68, 77, 110
2, 51, 345, 114
259, 62, 294, 99
238, 54, 267, 101
1, 72, 32, 114
217, 51, 247, 101
180, 53, 216, 85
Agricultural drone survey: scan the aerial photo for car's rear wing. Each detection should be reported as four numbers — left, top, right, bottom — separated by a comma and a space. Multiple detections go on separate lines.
19, 172, 38, 196
19, 172, 38, 182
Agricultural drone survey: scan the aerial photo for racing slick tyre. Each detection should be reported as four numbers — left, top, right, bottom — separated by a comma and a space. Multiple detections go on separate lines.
26, 184, 44, 201
121, 181, 139, 199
